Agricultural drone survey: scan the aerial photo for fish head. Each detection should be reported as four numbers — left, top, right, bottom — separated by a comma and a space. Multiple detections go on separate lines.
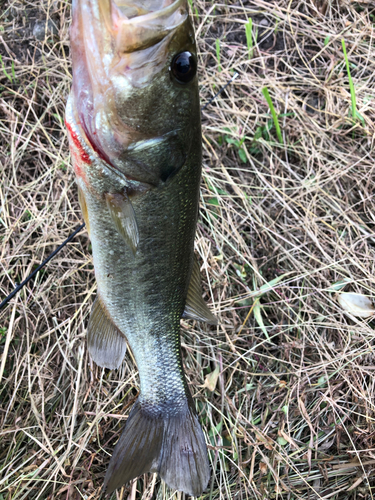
71, 0, 201, 186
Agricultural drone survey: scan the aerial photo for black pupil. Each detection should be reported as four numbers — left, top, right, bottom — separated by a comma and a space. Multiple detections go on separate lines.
171, 51, 196, 83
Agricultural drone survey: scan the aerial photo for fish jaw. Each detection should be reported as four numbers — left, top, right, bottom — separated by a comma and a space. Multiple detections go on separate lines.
112, 0, 188, 53
70, 0, 198, 185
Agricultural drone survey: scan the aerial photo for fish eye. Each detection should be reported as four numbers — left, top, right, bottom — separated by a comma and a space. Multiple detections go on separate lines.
170, 51, 197, 84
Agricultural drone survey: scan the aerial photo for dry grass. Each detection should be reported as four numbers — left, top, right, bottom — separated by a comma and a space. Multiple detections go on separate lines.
1, 0, 375, 498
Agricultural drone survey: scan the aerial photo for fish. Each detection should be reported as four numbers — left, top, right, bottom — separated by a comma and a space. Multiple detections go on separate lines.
65, 0, 217, 496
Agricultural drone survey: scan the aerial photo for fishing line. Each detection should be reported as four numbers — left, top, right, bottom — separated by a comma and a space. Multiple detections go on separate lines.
0, 223, 85, 310
0, 74, 238, 311
201, 72, 239, 111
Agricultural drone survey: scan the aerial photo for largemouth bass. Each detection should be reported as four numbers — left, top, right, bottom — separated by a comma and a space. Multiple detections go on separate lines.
65, 0, 217, 495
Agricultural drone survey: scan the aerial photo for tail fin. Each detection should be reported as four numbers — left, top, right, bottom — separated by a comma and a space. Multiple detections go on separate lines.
104, 399, 210, 497
159, 404, 210, 496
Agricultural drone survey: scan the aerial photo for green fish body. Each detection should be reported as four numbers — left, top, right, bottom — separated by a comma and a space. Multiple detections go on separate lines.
66, 0, 216, 495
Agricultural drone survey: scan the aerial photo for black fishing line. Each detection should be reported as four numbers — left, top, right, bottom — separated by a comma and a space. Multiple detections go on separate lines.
0, 223, 85, 311
201, 72, 238, 111
0, 74, 238, 311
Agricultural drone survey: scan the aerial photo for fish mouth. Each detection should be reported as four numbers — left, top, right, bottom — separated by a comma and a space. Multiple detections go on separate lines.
72, 0, 187, 55
112, 0, 187, 53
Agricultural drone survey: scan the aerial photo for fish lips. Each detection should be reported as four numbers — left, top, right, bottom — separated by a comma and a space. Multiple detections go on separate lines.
112, 0, 188, 54
71, 0, 187, 56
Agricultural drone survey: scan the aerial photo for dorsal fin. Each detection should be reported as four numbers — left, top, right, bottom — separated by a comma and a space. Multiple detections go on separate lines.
105, 192, 139, 256
87, 295, 127, 370
182, 256, 218, 325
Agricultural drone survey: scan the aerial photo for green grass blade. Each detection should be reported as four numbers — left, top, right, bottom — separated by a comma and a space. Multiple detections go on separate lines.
245, 19, 253, 59
11, 61, 16, 83
342, 39, 356, 123
0, 54, 13, 83
253, 300, 271, 341
216, 39, 221, 72
262, 87, 283, 144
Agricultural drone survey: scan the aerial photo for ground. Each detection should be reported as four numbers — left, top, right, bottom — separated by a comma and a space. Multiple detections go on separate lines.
1, 0, 375, 499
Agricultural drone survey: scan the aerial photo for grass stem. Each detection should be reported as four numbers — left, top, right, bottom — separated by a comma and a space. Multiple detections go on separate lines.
262, 87, 283, 144
342, 39, 356, 124
245, 19, 253, 59
216, 39, 221, 72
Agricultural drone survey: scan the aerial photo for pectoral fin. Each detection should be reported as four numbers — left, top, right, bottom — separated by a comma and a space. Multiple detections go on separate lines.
182, 256, 218, 325
77, 185, 90, 235
106, 192, 139, 255
87, 296, 127, 370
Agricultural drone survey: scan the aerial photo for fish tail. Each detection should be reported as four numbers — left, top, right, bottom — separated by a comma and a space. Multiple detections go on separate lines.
104, 397, 210, 496
159, 401, 210, 496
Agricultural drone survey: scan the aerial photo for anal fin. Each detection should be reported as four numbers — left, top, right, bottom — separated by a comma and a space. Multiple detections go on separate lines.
182, 256, 218, 325
87, 296, 127, 370
106, 192, 139, 256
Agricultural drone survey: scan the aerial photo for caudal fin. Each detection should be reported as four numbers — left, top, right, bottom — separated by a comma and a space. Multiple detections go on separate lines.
104, 399, 210, 497
159, 404, 210, 496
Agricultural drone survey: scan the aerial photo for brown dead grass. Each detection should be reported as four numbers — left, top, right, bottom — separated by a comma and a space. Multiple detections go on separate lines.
1, 0, 375, 499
